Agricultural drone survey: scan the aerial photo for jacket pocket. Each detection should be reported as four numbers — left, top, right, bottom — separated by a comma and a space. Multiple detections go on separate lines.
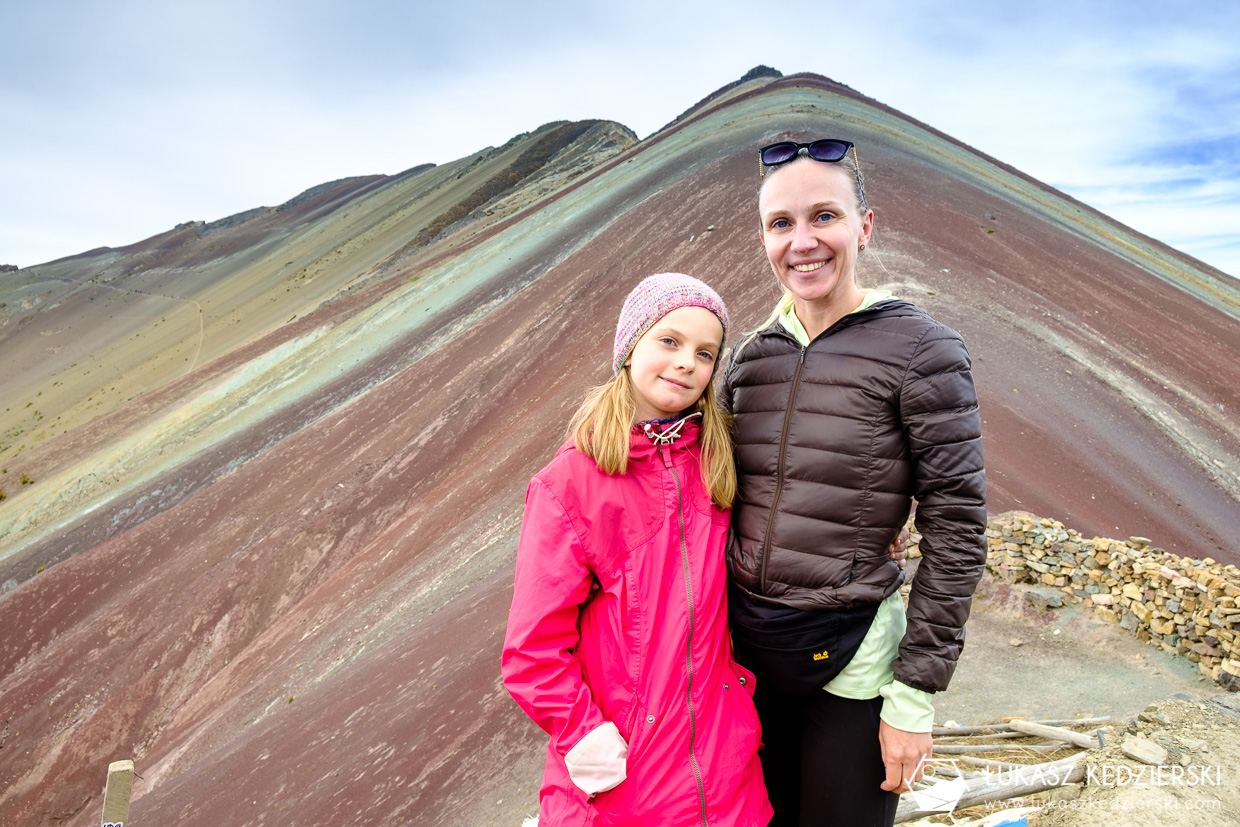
624, 696, 658, 768
730, 593, 880, 695
730, 659, 758, 698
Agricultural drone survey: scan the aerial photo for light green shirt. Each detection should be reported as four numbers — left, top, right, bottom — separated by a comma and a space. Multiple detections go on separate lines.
777, 290, 935, 733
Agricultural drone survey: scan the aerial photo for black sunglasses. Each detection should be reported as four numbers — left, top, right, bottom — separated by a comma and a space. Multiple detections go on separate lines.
758, 139, 862, 188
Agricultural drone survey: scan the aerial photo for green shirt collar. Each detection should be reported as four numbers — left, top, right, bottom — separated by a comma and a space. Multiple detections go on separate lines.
778, 290, 894, 346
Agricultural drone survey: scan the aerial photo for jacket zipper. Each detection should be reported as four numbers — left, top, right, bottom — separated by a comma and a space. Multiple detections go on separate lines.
758, 344, 806, 592
663, 443, 709, 826
751, 305, 894, 589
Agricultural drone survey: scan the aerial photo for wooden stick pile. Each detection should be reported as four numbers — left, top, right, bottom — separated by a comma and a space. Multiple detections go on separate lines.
895, 715, 1117, 824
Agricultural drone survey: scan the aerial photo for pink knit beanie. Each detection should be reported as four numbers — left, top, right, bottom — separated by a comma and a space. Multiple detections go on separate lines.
613, 273, 730, 374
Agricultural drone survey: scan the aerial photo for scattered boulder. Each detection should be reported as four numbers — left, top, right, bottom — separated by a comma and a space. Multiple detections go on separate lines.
1026, 587, 1065, 611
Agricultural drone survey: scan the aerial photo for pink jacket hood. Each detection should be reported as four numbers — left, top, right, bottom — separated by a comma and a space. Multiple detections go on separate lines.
502, 419, 771, 826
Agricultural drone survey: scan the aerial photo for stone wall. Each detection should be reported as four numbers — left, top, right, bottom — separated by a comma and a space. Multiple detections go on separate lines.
975, 511, 1240, 690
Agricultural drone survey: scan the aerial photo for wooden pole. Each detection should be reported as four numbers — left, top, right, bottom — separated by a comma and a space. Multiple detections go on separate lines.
1008, 720, 1101, 749
955, 754, 1028, 772
101, 760, 134, 827
932, 742, 1067, 754
931, 716, 1114, 736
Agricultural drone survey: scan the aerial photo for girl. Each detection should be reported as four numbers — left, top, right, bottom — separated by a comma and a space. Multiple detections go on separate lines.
502, 273, 772, 827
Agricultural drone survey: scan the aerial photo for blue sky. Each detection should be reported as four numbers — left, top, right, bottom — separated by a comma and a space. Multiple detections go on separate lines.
2, 1, 1237, 277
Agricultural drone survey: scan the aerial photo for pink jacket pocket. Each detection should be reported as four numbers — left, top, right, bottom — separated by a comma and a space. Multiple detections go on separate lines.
564, 721, 628, 796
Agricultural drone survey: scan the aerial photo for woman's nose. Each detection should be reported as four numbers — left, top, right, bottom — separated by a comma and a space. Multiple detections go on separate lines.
790, 222, 816, 251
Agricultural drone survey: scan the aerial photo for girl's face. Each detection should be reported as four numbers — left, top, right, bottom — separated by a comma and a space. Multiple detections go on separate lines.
758, 160, 874, 309
625, 305, 724, 422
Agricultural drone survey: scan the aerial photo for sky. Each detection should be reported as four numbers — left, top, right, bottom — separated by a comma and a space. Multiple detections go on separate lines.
2, 1, 1238, 277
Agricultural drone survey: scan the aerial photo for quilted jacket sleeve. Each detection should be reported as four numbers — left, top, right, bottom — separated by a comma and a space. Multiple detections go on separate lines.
501, 475, 612, 760
717, 330, 760, 417
894, 325, 987, 693
718, 347, 736, 415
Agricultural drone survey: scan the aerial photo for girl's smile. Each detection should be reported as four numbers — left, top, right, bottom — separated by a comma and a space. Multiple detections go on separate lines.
625, 305, 723, 422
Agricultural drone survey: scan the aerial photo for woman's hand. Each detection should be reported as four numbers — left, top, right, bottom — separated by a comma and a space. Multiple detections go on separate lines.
887, 526, 910, 570
878, 720, 933, 793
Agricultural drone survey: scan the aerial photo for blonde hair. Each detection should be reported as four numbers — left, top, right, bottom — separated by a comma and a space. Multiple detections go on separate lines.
758, 288, 797, 331
568, 368, 737, 509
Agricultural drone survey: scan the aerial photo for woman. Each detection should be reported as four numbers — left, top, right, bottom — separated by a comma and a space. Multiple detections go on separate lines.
720, 138, 987, 826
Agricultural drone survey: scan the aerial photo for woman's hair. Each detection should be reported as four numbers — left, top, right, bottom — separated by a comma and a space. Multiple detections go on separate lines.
758, 148, 868, 212
756, 151, 871, 330
567, 368, 737, 509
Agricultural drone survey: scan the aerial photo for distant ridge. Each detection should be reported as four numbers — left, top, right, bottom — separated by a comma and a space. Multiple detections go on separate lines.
655, 64, 783, 134
408, 120, 612, 250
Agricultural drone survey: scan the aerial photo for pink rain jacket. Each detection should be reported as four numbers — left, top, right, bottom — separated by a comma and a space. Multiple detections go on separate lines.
502, 419, 771, 826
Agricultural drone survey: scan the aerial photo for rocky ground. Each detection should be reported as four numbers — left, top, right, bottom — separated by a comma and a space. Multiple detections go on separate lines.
1025, 694, 1240, 827
934, 574, 1214, 725
901, 571, 1239, 826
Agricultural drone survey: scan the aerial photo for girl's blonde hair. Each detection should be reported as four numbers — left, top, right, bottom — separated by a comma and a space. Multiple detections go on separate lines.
567, 368, 737, 509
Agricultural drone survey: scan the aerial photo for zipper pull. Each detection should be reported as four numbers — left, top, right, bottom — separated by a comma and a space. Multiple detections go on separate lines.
799, 346, 806, 365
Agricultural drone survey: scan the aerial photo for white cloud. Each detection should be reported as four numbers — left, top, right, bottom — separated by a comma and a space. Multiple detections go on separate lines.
1, 0, 1236, 277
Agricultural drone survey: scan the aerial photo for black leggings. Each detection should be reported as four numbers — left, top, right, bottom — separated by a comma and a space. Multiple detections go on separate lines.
754, 685, 898, 827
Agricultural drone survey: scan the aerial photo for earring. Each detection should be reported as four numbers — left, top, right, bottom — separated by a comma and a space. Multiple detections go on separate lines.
860, 243, 867, 252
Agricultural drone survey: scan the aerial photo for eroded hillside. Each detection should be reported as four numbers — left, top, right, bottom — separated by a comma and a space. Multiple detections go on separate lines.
0, 70, 1237, 826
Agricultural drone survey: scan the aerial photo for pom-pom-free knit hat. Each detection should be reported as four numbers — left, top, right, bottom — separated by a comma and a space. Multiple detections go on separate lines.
613, 273, 730, 375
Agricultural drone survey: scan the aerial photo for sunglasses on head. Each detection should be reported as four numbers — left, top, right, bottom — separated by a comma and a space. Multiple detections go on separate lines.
758, 139, 862, 186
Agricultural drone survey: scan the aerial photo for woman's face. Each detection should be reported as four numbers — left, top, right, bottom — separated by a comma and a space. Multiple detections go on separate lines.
758, 159, 874, 309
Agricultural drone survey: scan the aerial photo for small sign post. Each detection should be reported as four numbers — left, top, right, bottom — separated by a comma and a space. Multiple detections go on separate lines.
101, 759, 134, 827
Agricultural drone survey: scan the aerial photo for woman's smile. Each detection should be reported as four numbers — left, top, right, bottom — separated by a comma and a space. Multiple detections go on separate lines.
758, 159, 873, 329
791, 260, 828, 273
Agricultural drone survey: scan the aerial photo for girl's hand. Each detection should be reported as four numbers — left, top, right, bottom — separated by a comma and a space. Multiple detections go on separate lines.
565, 721, 629, 796
888, 527, 910, 570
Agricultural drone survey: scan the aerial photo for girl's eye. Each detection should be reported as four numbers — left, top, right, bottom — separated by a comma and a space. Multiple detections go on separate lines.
698, 351, 716, 362
658, 336, 677, 347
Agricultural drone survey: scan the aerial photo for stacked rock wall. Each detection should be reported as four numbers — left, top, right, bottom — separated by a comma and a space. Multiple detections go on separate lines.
980, 511, 1240, 690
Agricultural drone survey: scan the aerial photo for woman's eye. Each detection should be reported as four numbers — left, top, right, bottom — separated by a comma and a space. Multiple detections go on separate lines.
815, 211, 836, 223
770, 218, 790, 230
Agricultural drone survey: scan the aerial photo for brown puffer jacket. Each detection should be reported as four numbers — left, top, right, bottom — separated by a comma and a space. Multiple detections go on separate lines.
720, 298, 986, 693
